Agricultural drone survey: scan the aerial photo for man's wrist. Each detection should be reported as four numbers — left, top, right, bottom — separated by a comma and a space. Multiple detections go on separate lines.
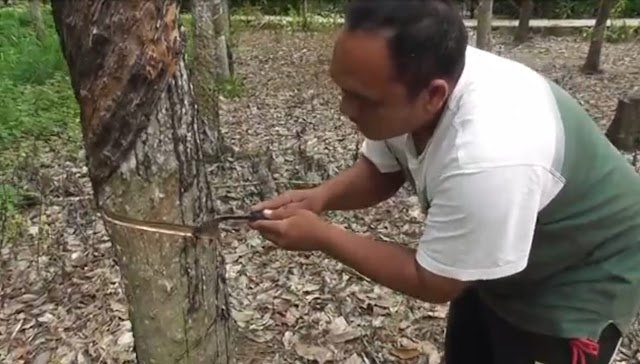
313, 185, 332, 213
316, 222, 351, 254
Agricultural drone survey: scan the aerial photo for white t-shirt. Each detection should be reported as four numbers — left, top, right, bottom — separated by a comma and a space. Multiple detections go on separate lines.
360, 46, 566, 282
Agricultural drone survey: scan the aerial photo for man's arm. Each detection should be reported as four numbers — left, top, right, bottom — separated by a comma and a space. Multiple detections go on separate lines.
315, 164, 554, 303
320, 225, 469, 303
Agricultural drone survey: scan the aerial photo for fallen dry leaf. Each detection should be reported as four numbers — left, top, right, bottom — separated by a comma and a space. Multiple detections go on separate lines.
294, 341, 335, 363
327, 316, 362, 344
342, 353, 365, 364
1, 24, 639, 364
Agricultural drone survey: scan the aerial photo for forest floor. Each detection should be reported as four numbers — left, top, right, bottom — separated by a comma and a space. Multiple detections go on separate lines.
1, 10, 640, 364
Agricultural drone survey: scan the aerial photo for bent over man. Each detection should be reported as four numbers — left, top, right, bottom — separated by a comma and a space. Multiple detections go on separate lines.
248, 1, 640, 363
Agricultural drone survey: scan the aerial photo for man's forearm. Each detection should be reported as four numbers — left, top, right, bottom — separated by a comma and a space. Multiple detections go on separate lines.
318, 224, 468, 304
318, 156, 405, 212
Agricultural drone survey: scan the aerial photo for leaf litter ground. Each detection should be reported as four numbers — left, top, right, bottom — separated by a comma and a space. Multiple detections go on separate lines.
1, 29, 639, 364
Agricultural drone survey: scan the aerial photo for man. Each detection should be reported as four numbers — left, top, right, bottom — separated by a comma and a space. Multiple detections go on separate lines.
248, 1, 640, 363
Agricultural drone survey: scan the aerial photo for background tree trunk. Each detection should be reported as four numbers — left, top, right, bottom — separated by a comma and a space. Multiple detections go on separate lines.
222, 0, 234, 76
476, 0, 494, 50
50, 1, 232, 363
514, 0, 534, 44
213, 0, 231, 81
29, 0, 45, 43
191, 0, 225, 156
582, 0, 617, 74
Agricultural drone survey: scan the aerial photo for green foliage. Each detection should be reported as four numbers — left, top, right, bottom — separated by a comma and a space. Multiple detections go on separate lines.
0, 5, 80, 153
218, 76, 246, 99
0, 183, 20, 216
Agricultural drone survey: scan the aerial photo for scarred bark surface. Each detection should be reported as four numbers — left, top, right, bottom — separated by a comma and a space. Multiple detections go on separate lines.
51, 1, 232, 362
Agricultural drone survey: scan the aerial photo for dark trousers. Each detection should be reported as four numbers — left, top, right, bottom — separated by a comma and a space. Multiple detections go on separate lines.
444, 288, 622, 364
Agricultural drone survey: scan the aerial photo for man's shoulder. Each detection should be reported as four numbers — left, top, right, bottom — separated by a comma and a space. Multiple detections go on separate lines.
447, 51, 563, 170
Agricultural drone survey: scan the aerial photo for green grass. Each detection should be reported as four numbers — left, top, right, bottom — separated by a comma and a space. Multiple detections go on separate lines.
0, 5, 80, 242
0, 5, 80, 153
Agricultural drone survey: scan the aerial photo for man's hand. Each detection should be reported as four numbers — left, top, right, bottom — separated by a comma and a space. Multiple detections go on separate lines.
248, 208, 329, 251
251, 188, 327, 214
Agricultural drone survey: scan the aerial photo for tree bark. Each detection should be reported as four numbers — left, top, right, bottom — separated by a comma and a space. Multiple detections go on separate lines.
213, 0, 231, 81
514, 0, 534, 44
223, 0, 234, 76
582, 0, 617, 74
29, 0, 46, 43
191, 0, 225, 156
605, 92, 640, 153
475, 0, 494, 51
50, 1, 233, 363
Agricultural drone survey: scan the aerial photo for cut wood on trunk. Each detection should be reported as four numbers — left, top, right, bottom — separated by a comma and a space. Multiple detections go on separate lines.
50, 0, 233, 363
605, 91, 640, 153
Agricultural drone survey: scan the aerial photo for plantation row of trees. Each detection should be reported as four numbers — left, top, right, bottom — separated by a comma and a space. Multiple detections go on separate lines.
216, 0, 640, 18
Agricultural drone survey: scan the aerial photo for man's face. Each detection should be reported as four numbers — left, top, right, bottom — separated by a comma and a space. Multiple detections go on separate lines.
329, 30, 447, 141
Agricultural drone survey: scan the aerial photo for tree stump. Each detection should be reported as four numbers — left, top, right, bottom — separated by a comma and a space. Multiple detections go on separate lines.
605, 92, 640, 152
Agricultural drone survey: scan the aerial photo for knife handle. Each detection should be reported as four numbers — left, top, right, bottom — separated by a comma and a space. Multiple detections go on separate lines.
247, 209, 267, 222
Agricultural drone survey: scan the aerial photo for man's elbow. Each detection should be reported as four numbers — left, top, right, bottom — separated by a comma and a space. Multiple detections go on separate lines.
413, 259, 470, 304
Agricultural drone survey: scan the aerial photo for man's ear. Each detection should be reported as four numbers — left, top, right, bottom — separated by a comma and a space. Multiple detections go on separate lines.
422, 79, 450, 115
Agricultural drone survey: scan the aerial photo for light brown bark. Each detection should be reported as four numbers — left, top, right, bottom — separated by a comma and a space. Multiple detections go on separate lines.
605, 92, 640, 152
582, 0, 617, 74
29, 0, 46, 43
50, 1, 232, 362
191, 0, 225, 156
213, 0, 231, 80
475, 0, 494, 50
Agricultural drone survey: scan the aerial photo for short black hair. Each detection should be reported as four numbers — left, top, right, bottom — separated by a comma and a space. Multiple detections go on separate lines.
344, 0, 468, 98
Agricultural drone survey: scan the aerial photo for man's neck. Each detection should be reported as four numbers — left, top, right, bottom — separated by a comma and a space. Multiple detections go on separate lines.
411, 106, 446, 155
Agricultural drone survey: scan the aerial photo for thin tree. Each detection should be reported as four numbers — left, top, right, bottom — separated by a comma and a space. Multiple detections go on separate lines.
582, 0, 618, 74
514, 0, 534, 44
191, 0, 226, 154
476, 0, 494, 50
50, 0, 233, 362
213, 0, 231, 81
29, 0, 45, 43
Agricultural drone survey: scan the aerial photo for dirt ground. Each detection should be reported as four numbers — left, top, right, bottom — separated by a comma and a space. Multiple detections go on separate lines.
1, 28, 639, 364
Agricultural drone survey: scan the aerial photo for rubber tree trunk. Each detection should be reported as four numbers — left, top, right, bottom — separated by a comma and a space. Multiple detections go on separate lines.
514, 0, 534, 44
50, 1, 233, 363
582, 0, 617, 74
29, 0, 46, 43
476, 0, 494, 50
191, 0, 225, 156
213, 0, 231, 81
223, 0, 234, 76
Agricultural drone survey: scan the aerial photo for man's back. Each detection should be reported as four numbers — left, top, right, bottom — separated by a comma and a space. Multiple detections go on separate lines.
462, 46, 640, 341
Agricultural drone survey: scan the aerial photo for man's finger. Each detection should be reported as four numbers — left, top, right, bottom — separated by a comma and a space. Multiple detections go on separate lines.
251, 197, 284, 211
248, 218, 284, 235
266, 207, 301, 220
